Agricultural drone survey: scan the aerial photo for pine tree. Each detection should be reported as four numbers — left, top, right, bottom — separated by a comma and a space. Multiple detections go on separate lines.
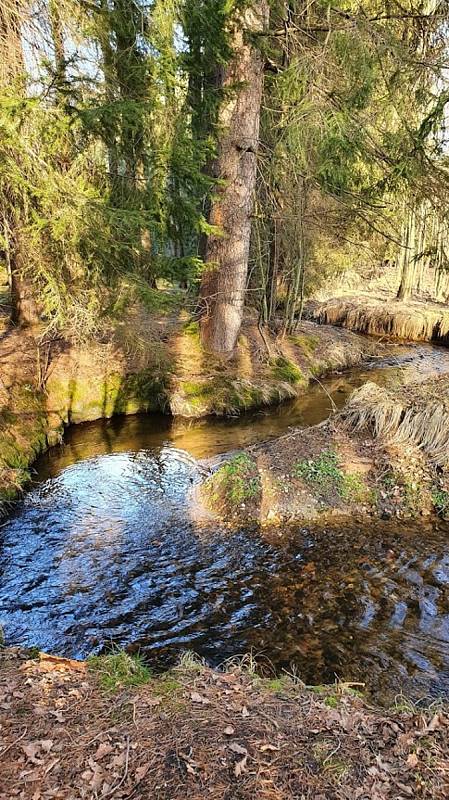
199, 0, 270, 354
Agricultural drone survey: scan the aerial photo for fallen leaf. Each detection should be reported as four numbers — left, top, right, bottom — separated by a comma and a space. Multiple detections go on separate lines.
406, 752, 419, 768
426, 713, 440, 732
241, 705, 250, 718
234, 755, 247, 777
135, 764, 150, 782
49, 710, 65, 722
147, 697, 162, 707
94, 742, 113, 760
260, 743, 279, 753
190, 692, 210, 705
224, 726, 235, 736
39, 739, 53, 753
22, 743, 41, 764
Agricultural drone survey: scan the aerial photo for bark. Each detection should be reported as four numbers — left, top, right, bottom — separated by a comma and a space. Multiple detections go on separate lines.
397, 206, 416, 301
0, 1, 40, 324
200, 1, 269, 355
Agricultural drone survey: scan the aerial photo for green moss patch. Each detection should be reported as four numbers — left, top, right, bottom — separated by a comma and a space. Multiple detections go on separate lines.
292, 449, 371, 505
205, 453, 261, 507
270, 356, 304, 385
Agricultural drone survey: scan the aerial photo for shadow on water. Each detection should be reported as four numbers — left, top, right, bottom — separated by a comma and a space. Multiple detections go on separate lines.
1, 342, 449, 703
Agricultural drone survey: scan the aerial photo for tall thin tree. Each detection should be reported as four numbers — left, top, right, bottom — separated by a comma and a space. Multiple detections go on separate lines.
199, 0, 269, 355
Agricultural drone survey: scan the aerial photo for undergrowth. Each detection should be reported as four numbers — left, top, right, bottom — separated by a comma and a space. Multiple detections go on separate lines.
88, 650, 151, 692
293, 450, 371, 504
432, 488, 449, 518
207, 453, 261, 506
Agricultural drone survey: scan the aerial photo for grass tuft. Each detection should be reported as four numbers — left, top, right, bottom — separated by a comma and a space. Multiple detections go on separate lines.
206, 453, 261, 505
88, 650, 151, 692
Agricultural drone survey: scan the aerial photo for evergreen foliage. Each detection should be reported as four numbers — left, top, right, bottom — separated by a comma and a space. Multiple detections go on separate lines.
0, 0, 448, 340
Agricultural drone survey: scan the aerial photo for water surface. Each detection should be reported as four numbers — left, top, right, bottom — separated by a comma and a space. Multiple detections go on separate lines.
1, 342, 449, 702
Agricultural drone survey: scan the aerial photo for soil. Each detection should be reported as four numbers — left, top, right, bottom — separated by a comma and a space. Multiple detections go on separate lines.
1, 647, 448, 800
0, 302, 379, 514
199, 377, 448, 526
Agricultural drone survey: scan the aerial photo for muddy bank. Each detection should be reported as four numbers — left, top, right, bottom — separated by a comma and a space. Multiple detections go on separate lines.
200, 374, 449, 525
1, 647, 448, 800
0, 310, 378, 514
305, 294, 449, 344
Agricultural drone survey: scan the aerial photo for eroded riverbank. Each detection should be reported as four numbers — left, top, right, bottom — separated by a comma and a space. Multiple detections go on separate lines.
0, 312, 378, 513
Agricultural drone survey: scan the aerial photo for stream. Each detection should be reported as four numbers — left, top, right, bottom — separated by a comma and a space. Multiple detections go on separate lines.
2, 341, 449, 702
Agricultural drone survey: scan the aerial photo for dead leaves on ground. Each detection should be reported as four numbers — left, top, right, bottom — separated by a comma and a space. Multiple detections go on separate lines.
1, 651, 449, 799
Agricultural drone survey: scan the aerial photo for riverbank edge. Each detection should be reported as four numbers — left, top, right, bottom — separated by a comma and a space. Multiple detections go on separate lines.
198, 376, 449, 525
1, 646, 448, 799
0, 315, 378, 516
305, 294, 449, 343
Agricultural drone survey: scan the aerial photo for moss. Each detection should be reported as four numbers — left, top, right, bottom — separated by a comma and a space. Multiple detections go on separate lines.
324, 695, 339, 708
340, 472, 372, 503
260, 676, 290, 693
48, 366, 170, 423
205, 453, 261, 506
270, 356, 304, 385
292, 333, 320, 354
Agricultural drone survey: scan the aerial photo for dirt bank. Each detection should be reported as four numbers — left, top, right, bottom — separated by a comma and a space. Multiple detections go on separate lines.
199, 374, 449, 525
1, 647, 448, 800
0, 306, 379, 514
305, 293, 449, 344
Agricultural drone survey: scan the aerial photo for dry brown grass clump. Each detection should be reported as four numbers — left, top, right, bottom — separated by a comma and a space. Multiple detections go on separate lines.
306, 296, 449, 343
342, 377, 449, 468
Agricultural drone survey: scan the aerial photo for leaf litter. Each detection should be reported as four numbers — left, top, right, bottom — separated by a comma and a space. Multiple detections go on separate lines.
0, 647, 448, 799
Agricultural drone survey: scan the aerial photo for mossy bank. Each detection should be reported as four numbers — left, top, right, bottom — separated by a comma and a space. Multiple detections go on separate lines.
200, 373, 449, 526
0, 306, 380, 515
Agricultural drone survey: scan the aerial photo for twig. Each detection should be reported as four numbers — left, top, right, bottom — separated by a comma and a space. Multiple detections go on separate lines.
323, 738, 341, 765
310, 374, 338, 413
0, 726, 28, 759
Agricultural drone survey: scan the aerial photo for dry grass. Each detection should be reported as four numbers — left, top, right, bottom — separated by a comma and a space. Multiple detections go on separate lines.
1, 647, 448, 800
342, 378, 449, 468
306, 296, 449, 344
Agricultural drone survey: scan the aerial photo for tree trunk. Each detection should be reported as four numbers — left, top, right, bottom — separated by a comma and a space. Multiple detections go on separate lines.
397, 205, 416, 301
200, 1, 269, 355
0, 1, 39, 324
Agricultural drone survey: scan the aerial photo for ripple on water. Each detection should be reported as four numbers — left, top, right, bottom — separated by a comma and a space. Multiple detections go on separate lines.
2, 343, 449, 702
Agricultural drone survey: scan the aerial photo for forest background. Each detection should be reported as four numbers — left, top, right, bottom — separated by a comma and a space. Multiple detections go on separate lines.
1, 0, 449, 355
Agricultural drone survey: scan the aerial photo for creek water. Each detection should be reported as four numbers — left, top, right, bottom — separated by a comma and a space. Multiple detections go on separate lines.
2, 342, 449, 702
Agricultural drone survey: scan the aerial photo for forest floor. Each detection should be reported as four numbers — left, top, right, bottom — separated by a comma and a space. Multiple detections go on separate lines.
1, 647, 448, 800
305, 291, 449, 345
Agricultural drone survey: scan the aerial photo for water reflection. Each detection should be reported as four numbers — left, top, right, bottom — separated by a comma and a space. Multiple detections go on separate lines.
1, 342, 449, 702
